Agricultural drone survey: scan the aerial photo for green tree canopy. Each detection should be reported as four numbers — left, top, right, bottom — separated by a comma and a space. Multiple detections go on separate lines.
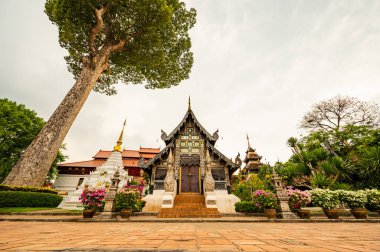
5, 0, 196, 186
45, 0, 196, 94
0, 99, 66, 183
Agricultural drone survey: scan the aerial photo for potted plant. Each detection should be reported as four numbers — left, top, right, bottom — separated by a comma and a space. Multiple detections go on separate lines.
253, 189, 278, 219
79, 188, 106, 218
287, 187, 312, 219
115, 188, 140, 218
340, 190, 367, 219
310, 189, 340, 219
365, 189, 380, 215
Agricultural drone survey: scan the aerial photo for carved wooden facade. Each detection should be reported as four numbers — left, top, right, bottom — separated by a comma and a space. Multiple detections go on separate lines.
142, 104, 241, 194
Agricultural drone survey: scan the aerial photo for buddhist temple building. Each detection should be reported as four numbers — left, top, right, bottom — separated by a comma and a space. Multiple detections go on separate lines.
142, 98, 242, 214
241, 135, 263, 175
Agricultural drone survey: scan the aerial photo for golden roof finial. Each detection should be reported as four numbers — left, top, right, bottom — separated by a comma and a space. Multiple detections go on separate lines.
113, 119, 126, 152
188, 96, 191, 110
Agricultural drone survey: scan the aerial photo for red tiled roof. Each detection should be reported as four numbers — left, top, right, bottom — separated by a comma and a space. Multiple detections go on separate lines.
123, 159, 139, 167
58, 160, 104, 168
141, 153, 156, 159
93, 149, 159, 159
58, 159, 141, 169
139, 147, 160, 153
59, 148, 159, 170
92, 150, 136, 159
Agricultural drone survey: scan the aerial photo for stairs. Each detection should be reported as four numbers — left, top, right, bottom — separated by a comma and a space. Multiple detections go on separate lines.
157, 193, 221, 218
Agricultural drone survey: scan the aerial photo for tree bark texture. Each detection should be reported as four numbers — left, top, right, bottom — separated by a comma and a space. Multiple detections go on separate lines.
3, 56, 108, 187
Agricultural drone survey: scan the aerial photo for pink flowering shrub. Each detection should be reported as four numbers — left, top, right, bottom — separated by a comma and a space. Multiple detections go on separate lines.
252, 189, 278, 209
79, 188, 106, 211
287, 187, 311, 212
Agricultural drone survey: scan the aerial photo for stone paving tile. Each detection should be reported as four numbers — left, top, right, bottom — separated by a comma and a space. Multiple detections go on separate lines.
1, 221, 379, 251
255, 244, 287, 251
232, 239, 267, 245
236, 245, 266, 251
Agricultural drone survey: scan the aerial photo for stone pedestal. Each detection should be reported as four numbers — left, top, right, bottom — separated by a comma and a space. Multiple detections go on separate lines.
272, 171, 297, 219
161, 181, 177, 209
161, 193, 175, 208
98, 170, 120, 219
205, 192, 217, 208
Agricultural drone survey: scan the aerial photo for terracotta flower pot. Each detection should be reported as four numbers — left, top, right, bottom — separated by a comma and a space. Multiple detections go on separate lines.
120, 209, 133, 219
350, 208, 367, 219
83, 209, 96, 218
323, 209, 340, 219
264, 208, 276, 219
297, 209, 311, 219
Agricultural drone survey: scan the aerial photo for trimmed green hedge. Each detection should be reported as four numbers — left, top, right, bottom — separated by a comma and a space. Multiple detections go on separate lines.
0, 191, 63, 207
235, 201, 262, 213
0, 185, 58, 194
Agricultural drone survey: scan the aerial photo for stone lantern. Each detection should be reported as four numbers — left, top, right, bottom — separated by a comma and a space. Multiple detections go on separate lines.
99, 169, 121, 219
272, 169, 297, 219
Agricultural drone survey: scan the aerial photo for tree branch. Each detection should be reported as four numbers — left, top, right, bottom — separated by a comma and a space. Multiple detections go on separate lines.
109, 39, 126, 53
89, 6, 108, 55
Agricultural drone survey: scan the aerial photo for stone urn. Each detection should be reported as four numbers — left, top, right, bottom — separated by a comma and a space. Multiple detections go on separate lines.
350, 208, 367, 219
83, 209, 96, 218
296, 209, 311, 219
323, 209, 340, 219
264, 209, 277, 219
120, 209, 133, 219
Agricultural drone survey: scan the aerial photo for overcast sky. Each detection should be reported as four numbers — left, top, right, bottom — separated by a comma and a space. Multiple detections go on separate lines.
1, 0, 380, 165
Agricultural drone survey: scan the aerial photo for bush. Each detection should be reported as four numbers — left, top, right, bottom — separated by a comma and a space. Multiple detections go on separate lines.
252, 189, 278, 209
0, 191, 62, 207
232, 174, 266, 201
235, 201, 262, 213
115, 188, 143, 212
0, 185, 58, 194
79, 188, 106, 211
365, 189, 380, 211
339, 190, 367, 209
286, 187, 311, 211
310, 189, 339, 209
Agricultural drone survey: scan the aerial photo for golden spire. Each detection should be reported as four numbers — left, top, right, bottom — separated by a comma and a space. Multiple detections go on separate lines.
113, 119, 126, 152
188, 96, 191, 110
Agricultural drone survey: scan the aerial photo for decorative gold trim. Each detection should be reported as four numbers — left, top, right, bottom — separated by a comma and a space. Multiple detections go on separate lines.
199, 165, 201, 193
179, 166, 182, 194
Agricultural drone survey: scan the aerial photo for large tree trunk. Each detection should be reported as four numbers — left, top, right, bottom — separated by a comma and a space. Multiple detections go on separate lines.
3, 55, 108, 187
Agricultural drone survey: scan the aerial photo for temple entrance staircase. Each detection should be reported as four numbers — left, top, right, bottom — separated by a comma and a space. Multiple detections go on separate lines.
157, 193, 221, 218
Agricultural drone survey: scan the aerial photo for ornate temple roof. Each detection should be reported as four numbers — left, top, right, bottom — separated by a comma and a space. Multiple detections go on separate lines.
160, 99, 219, 145
143, 100, 240, 172
244, 135, 262, 163
206, 142, 238, 169
141, 143, 174, 169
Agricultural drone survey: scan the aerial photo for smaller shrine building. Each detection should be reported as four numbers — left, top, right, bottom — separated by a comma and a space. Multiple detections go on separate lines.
54, 147, 160, 192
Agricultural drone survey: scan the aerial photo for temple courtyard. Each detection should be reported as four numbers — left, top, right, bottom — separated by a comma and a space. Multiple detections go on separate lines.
0, 221, 379, 251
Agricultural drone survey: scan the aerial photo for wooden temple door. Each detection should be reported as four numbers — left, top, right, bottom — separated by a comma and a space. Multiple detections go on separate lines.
181, 165, 199, 193
180, 154, 200, 193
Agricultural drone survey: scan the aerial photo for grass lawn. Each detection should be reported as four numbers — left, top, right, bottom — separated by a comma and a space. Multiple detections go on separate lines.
0, 207, 82, 213
0, 207, 56, 212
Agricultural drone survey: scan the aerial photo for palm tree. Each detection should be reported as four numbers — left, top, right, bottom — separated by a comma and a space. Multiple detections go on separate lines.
357, 146, 380, 188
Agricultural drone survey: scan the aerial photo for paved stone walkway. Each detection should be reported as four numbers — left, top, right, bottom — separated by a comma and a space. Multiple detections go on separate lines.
0, 221, 379, 251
